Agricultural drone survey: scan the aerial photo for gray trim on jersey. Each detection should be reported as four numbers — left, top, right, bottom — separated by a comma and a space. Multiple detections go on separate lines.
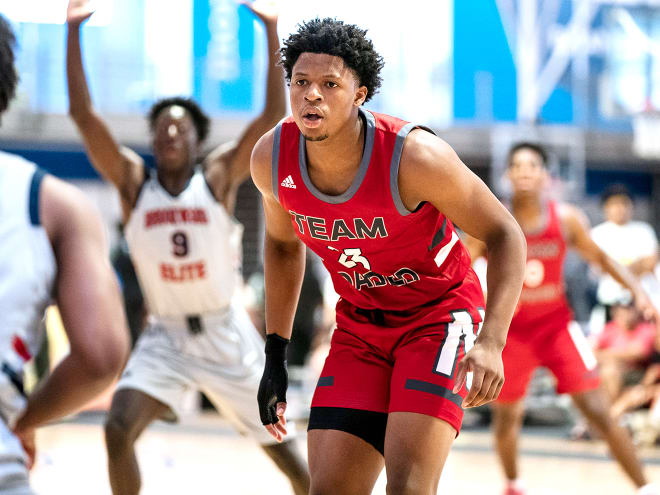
28, 168, 46, 226
271, 123, 283, 203
404, 378, 463, 408
298, 107, 376, 204
389, 124, 437, 216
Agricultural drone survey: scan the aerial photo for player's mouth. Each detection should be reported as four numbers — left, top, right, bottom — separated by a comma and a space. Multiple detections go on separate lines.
302, 109, 324, 128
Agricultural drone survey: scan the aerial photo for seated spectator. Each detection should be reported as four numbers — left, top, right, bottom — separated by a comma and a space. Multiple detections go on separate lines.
596, 299, 657, 402
610, 358, 660, 446
591, 184, 659, 320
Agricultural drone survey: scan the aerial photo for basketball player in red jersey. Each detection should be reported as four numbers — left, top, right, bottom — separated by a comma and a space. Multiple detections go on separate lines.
251, 18, 527, 493
466, 142, 659, 495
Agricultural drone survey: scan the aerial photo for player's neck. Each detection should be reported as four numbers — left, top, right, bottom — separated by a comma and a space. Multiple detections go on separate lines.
156, 166, 195, 197
304, 113, 365, 195
511, 193, 545, 229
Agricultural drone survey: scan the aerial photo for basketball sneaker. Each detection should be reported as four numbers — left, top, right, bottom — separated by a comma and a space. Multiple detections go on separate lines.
503, 480, 527, 495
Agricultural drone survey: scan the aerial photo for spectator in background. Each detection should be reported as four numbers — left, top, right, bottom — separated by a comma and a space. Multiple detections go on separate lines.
564, 249, 598, 331
596, 298, 657, 402
592, 184, 660, 319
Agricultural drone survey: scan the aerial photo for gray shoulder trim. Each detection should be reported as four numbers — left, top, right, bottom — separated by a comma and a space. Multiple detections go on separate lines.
29, 168, 46, 226
271, 123, 283, 203
390, 125, 437, 216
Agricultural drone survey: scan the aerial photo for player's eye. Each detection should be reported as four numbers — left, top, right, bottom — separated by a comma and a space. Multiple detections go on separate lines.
295, 79, 307, 86
326, 81, 338, 88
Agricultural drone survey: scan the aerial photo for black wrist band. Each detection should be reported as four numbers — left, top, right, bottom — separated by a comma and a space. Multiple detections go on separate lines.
265, 333, 289, 358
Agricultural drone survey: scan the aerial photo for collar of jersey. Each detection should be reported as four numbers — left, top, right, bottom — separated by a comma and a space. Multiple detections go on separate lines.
298, 107, 376, 205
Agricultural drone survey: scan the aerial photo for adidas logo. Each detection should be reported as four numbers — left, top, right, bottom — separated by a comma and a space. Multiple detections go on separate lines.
281, 175, 296, 189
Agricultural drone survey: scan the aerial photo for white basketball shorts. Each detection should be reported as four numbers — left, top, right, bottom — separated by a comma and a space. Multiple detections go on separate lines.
116, 303, 291, 445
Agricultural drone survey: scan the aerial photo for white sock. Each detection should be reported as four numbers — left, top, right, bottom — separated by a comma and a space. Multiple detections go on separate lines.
639, 483, 659, 495
507, 479, 525, 490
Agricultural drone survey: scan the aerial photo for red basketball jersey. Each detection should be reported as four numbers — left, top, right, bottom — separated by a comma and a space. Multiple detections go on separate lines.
272, 108, 483, 316
511, 200, 573, 326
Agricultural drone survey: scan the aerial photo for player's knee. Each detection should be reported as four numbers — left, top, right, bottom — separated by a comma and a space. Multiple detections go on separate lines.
262, 442, 310, 492
493, 406, 524, 434
309, 481, 332, 495
309, 474, 360, 495
385, 473, 436, 495
585, 406, 613, 434
104, 414, 136, 453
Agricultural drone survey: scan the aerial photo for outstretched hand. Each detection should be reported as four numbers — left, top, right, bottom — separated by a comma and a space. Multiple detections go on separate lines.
13, 426, 36, 470
257, 368, 288, 442
67, 0, 95, 26
242, 1, 279, 25
634, 289, 660, 323
453, 337, 505, 408
257, 334, 290, 442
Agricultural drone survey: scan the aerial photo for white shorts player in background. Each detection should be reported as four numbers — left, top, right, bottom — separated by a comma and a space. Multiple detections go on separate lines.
65, 1, 309, 494
0, 15, 129, 494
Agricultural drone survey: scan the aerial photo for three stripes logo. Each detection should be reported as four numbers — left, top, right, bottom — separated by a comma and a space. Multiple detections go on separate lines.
280, 175, 296, 189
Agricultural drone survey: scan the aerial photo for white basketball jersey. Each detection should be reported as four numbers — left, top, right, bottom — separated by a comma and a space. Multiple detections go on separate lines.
125, 168, 244, 318
0, 152, 56, 423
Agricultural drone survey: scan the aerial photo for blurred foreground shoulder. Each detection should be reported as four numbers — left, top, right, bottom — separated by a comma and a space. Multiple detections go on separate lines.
39, 174, 106, 248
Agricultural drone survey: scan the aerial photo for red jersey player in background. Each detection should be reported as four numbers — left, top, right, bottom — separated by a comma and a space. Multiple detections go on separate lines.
251, 18, 526, 494
466, 142, 659, 495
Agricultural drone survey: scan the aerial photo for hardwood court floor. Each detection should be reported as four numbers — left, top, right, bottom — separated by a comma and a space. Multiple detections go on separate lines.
28, 413, 660, 494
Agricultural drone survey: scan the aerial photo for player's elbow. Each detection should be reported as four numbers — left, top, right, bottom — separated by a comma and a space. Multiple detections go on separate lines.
68, 104, 95, 127
486, 217, 527, 259
74, 330, 129, 381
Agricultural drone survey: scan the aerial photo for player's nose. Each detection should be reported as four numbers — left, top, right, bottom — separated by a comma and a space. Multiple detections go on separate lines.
304, 83, 322, 102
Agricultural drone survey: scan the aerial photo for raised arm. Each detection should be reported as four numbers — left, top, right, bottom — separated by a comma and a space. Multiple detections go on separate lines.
561, 203, 658, 320
251, 129, 305, 441
205, 2, 286, 211
66, 0, 143, 219
14, 175, 130, 434
399, 129, 526, 408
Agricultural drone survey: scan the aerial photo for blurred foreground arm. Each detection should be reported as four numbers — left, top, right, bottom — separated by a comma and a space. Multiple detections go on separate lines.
14, 176, 130, 433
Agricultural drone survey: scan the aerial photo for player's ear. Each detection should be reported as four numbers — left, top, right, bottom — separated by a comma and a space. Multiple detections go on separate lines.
541, 167, 551, 187
354, 86, 368, 107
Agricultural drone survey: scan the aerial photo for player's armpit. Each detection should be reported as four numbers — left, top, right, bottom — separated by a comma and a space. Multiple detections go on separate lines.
461, 233, 487, 263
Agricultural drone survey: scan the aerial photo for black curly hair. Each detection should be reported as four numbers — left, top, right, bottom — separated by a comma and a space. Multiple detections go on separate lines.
508, 141, 548, 168
0, 15, 18, 117
280, 18, 384, 103
148, 97, 210, 143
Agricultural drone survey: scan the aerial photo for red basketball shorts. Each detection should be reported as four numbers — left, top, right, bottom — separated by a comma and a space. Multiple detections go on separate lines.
310, 296, 484, 435
497, 316, 600, 403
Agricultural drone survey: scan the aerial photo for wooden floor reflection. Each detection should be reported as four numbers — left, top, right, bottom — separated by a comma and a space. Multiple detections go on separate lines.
28, 413, 660, 494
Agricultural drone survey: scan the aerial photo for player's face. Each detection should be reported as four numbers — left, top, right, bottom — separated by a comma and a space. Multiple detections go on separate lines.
611, 303, 638, 329
152, 106, 199, 173
507, 148, 548, 196
603, 194, 632, 225
289, 52, 367, 142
